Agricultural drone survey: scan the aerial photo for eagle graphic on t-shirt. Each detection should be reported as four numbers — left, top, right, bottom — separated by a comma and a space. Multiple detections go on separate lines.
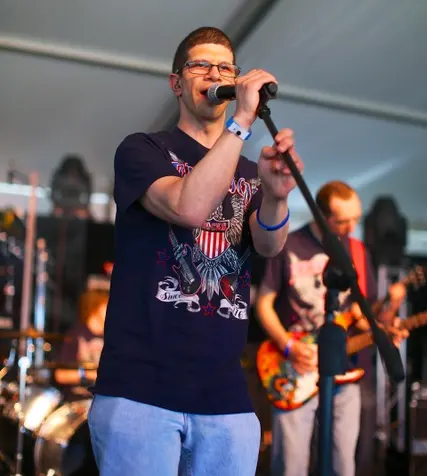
155, 152, 260, 320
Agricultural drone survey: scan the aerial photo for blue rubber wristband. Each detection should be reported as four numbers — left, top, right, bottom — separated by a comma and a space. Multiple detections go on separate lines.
284, 339, 294, 359
256, 207, 290, 231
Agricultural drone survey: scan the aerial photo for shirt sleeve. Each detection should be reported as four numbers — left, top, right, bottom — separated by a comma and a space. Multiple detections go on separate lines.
114, 133, 180, 214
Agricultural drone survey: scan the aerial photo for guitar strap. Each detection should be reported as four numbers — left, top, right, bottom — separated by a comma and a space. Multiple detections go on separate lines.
349, 238, 367, 297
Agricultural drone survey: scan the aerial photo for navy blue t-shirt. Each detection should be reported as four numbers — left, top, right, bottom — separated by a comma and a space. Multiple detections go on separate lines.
94, 127, 263, 414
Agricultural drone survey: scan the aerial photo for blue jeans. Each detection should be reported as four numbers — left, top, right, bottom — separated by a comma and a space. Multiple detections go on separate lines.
88, 395, 261, 476
271, 383, 361, 476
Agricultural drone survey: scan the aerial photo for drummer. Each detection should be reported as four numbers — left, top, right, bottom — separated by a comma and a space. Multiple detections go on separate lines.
55, 289, 108, 386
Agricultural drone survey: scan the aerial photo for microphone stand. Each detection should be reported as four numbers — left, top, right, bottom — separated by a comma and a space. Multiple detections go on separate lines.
256, 84, 405, 476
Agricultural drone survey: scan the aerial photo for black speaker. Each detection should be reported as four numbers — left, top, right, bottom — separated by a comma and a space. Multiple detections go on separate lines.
37, 216, 114, 332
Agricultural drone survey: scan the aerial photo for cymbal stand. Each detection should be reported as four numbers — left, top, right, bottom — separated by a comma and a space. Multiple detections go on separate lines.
18, 171, 38, 357
8, 170, 39, 476
14, 352, 31, 476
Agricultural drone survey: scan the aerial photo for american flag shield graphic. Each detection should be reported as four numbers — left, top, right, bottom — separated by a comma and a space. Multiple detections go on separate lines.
196, 219, 230, 259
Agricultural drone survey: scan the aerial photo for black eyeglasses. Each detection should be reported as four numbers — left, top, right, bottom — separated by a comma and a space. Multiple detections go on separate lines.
176, 60, 241, 78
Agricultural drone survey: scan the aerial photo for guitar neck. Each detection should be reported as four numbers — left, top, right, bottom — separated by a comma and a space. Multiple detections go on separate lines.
346, 311, 427, 355
401, 311, 427, 331
169, 229, 178, 248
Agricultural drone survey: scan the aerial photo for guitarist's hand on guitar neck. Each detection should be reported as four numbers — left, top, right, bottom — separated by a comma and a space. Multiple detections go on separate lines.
383, 317, 409, 347
288, 339, 318, 375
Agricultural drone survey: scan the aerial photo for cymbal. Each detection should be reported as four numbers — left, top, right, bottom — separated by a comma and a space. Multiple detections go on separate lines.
0, 328, 66, 341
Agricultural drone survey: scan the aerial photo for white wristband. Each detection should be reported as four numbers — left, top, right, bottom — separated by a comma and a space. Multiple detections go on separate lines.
226, 117, 252, 141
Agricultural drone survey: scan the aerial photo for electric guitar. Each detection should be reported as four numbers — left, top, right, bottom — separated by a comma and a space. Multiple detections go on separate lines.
169, 229, 202, 295
256, 310, 427, 411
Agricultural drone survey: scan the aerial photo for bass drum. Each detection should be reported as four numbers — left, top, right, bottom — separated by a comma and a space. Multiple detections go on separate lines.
34, 399, 98, 476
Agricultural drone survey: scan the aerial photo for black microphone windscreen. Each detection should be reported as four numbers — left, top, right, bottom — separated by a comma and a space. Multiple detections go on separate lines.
206, 84, 236, 104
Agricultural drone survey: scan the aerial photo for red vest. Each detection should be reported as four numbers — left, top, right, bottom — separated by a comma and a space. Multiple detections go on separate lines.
349, 238, 367, 297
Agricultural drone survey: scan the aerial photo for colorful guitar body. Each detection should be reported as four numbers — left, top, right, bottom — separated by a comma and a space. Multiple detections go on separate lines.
257, 310, 427, 411
256, 334, 365, 411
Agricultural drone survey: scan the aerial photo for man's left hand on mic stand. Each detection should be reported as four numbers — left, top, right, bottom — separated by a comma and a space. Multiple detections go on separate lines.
257, 128, 304, 201
249, 128, 305, 257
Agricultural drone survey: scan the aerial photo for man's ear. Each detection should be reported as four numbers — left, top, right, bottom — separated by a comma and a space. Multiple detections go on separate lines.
169, 74, 182, 97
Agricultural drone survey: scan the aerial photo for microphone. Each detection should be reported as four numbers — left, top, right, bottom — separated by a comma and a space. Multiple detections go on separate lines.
206, 82, 277, 105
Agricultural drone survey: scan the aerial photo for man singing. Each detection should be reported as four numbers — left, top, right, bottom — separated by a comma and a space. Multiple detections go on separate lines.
89, 26, 304, 476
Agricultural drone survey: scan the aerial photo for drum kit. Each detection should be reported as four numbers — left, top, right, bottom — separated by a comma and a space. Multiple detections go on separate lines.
0, 329, 99, 476
0, 209, 98, 476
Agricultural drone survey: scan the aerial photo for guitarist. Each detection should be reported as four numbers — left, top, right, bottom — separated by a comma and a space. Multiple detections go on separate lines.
256, 180, 406, 476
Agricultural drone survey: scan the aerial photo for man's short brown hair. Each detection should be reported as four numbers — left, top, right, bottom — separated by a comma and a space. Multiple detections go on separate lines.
172, 26, 235, 74
315, 181, 357, 217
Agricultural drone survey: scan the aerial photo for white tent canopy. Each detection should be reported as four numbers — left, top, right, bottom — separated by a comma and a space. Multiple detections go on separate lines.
1, 0, 426, 251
